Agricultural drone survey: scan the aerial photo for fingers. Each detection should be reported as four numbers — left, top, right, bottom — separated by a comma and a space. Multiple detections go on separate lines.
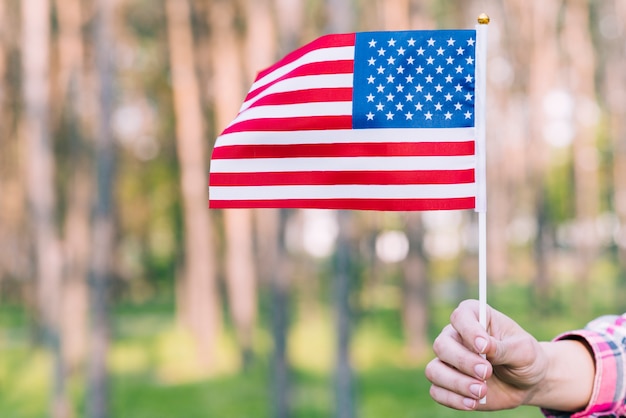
426, 358, 487, 410
432, 324, 491, 380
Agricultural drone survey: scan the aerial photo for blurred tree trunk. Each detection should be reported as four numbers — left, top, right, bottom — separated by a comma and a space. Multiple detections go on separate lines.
563, 1, 600, 315
209, 0, 258, 370
326, 1, 356, 417
54, 0, 90, 374
87, 0, 115, 416
525, 1, 560, 310
165, 0, 221, 370
21, 0, 70, 417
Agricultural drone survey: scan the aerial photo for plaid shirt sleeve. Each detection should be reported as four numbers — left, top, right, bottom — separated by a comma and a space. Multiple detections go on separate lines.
542, 314, 626, 418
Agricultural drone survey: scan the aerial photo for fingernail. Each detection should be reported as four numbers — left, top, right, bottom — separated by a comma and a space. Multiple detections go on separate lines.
474, 363, 487, 380
475, 337, 488, 353
463, 398, 476, 409
470, 383, 483, 398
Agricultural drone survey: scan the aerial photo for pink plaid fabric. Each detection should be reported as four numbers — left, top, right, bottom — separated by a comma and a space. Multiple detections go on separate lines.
543, 314, 626, 417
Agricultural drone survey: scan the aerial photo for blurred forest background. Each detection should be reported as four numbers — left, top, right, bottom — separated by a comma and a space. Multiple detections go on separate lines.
1, 0, 626, 417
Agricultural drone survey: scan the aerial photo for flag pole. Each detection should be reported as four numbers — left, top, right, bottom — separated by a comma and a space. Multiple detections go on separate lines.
475, 13, 489, 404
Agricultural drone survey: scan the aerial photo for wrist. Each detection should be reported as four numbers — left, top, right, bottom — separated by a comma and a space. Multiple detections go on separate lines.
525, 340, 594, 412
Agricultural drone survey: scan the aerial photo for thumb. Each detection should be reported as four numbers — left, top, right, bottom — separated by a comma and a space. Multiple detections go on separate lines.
483, 333, 535, 368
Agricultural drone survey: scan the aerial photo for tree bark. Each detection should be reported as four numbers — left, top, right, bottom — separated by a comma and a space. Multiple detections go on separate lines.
87, 0, 115, 416
165, 0, 221, 370
21, 0, 70, 416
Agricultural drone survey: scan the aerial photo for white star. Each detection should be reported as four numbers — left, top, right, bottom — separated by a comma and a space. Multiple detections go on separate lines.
386, 93, 395, 101
396, 102, 404, 111
415, 102, 423, 111
407, 38, 416, 46
417, 47, 425, 55
465, 92, 473, 101
388, 38, 397, 47
464, 110, 472, 119
426, 56, 435, 65
415, 65, 424, 74
367, 75, 376, 84
444, 93, 453, 101
386, 111, 395, 120
447, 38, 456, 46
386, 74, 395, 83
396, 84, 404, 93
366, 112, 375, 120
405, 111, 414, 120
444, 111, 453, 120
376, 102, 384, 111
366, 93, 375, 102
377, 66, 385, 74
454, 83, 463, 92
446, 56, 454, 65
455, 65, 464, 74
467, 38, 475, 46
376, 84, 385, 93
387, 56, 396, 65
456, 46, 465, 55
436, 47, 445, 55
425, 92, 433, 101
454, 102, 462, 110
465, 74, 473, 83
435, 65, 444, 74
425, 74, 434, 83
445, 74, 453, 83
434, 102, 443, 111
424, 111, 433, 120
368, 57, 376, 66
396, 65, 405, 74
466, 56, 475, 65
405, 92, 414, 101
378, 47, 386, 56
406, 56, 415, 65
369, 39, 377, 48
405, 74, 414, 83
397, 46, 406, 55
434, 84, 443, 92
427, 37, 436, 46
415, 84, 424, 93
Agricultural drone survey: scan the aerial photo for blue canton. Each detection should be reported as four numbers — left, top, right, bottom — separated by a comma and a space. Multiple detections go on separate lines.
352, 30, 476, 129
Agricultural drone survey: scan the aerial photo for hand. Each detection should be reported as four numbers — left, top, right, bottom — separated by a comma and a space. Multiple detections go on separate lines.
425, 300, 549, 411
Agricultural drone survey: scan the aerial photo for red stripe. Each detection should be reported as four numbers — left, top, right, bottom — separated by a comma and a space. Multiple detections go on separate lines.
255, 33, 356, 80
211, 141, 474, 159
210, 197, 476, 211
221, 115, 352, 135
249, 87, 353, 108
246, 61, 354, 104
210, 170, 474, 186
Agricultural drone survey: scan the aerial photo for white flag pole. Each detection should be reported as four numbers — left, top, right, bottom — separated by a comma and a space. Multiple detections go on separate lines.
475, 13, 489, 404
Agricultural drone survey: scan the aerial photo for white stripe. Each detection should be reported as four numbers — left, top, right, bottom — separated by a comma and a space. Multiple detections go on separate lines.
210, 155, 475, 173
250, 46, 355, 93
227, 101, 352, 129
214, 127, 475, 147
240, 73, 353, 112
210, 183, 476, 200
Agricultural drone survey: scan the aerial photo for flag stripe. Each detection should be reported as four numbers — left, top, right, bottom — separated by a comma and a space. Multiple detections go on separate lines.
249, 87, 354, 108
209, 169, 475, 186
210, 183, 475, 200
209, 197, 475, 211
210, 155, 475, 173
221, 115, 353, 135
228, 101, 352, 128
211, 141, 475, 159
214, 127, 475, 147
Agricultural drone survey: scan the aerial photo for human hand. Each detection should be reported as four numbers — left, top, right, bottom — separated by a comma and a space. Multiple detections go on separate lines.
425, 299, 548, 411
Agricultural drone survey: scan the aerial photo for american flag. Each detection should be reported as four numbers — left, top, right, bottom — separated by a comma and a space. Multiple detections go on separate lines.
209, 29, 480, 211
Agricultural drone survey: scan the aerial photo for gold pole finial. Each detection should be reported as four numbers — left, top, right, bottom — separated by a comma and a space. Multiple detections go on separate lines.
477, 13, 490, 25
